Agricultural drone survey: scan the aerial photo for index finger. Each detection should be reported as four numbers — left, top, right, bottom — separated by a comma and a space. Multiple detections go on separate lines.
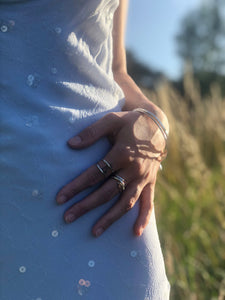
56, 150, 120, 204
67, 112, 122, 149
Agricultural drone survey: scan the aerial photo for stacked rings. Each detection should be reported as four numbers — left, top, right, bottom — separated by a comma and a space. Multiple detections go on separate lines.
96, 160, 126, 193
112, 174, 126, 193
96, 159, 113, 177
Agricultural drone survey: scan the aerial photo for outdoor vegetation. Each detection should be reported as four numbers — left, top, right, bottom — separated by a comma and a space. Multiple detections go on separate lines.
151, 72, 225, 300
127, 0, 225, 298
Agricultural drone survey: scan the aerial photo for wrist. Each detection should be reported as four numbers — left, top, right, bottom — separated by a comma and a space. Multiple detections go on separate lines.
131, 102, 169, 138
133, 108, 169, 141
150, 106, 169, 136
113, 71, 169, 134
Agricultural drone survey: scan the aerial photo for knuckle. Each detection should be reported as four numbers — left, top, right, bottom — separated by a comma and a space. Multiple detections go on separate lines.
73, 202, 88, 215
83, 126, 97, 140
115, 145, 131, 162
105, 112, 119, 122
133, 160, 145, 176
103, 112, 114, 122
123, 147, 132, 159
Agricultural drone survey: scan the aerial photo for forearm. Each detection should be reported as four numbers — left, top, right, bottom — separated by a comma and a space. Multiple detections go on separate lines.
114, 70, 169, 133
112, 0, 169, 133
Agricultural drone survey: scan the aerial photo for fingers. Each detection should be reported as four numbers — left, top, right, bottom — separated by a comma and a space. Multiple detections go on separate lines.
56, 153, 119, 204
63, 178, 120, 223
133, 183, 155, 236
56, 163, 102, 204
67, 112, 121, 149
63, 170, 135, 224
56, 109, 163, 238
56, 152, 157, 238
91, 181, 143, 237
56, 143, 132, 204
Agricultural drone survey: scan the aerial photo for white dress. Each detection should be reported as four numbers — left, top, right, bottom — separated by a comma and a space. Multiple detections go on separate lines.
0, 0, 170, 299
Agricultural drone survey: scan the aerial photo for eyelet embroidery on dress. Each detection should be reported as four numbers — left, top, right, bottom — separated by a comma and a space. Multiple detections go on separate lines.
32, 189, 39, 197
51, 67, 58, 74
1, 1, 169, 298
0, 19, 15, 33
26, 74, 40, 88
19, 266, 26, 273
24, 115, 39, 128
77, 279, 91, 296
51, 230, 59, 238
54, 27, 62, 34
1, 25, 8, 32
130, 250, 137, 258
88, 260, 95, 268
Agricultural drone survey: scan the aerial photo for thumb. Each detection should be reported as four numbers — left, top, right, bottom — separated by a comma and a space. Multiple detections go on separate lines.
67, 112, 120, 149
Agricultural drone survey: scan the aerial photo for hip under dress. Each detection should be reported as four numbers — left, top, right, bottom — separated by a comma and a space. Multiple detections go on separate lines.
0, 0, 170, 299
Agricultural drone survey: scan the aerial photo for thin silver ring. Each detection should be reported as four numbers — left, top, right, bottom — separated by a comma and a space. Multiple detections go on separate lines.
96, 159, 113, 176
96, 163, 105, 175
102, 159, 113, 172
112, 174, 126, 192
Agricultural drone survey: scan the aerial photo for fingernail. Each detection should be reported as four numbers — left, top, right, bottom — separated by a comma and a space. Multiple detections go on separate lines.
68, 136, 81, 146
57, 195, 67, 204
135, 227, 143, 236
138, 228, 144, 236
65, 213, 75, 223
95, 227, 104, 237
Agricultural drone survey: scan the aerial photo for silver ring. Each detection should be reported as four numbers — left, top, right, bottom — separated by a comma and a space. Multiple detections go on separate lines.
112, 174, 126, 192
96, 163, 105, 175
103, 159, 113, 172
96, 159, 113, 177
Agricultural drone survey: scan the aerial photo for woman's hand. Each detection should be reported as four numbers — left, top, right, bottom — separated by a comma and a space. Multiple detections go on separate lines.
56, 110, 167, 237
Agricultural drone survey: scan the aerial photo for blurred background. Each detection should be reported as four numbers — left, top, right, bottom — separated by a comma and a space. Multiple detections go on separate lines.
125, 0, 225, 299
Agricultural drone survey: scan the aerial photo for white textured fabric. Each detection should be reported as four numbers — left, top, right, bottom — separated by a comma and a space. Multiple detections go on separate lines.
0, 0, 170, 299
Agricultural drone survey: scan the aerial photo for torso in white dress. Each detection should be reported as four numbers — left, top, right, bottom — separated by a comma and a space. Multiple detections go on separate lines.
0, 0, 170, 298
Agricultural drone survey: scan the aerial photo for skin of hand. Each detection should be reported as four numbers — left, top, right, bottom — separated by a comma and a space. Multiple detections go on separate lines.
56, 0, 169, 237
56, 110, 167, 237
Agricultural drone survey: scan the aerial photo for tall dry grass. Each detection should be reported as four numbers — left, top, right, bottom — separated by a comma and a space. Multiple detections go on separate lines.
144, 71, 225, 300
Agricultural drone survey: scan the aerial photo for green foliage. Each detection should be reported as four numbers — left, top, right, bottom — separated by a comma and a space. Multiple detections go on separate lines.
143, 73, 225, 299
176, 0, 225, 75
174, 0, 225, 97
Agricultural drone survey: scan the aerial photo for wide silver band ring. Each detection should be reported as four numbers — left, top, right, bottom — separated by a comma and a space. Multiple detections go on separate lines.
112, 174, 126, 193
96, 159, 113, 177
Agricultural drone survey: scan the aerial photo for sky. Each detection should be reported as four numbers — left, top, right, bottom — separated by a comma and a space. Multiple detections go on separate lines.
125, 0, 204, 80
